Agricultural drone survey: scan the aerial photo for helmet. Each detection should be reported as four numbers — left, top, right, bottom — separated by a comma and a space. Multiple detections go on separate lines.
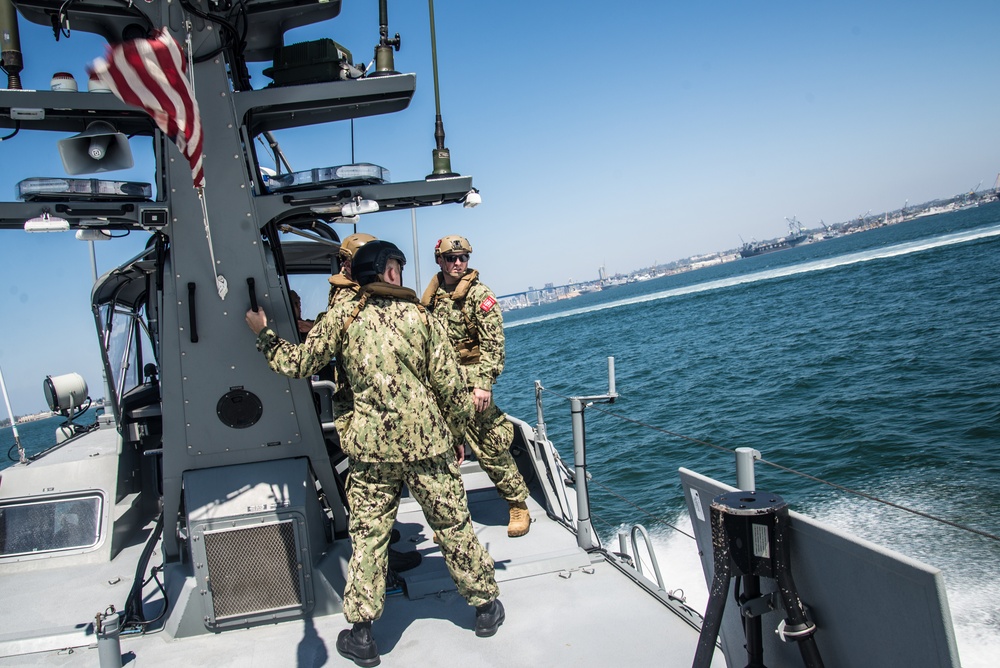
338, 232, 377, 261
434, 235, 473, 258
352, 240, 407, 287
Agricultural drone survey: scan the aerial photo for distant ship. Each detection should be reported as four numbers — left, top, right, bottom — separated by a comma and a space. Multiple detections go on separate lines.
740, 218, 808, 258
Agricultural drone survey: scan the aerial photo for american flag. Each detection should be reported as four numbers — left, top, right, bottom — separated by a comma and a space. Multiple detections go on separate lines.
90, 29, 205, 188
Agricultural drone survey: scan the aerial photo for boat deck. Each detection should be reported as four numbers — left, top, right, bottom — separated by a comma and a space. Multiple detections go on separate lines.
0, 461, 724, 666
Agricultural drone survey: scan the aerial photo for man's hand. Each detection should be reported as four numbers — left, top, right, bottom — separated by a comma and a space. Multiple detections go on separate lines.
246, 308, 268, 335
454, 441, 466, 465
472, 388, 491, 413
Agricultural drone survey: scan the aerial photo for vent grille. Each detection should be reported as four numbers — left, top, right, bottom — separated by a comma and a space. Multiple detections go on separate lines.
203, 520, 303, 621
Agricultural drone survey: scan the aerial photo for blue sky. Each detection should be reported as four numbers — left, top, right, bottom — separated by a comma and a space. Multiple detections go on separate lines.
2, 0, 999, 414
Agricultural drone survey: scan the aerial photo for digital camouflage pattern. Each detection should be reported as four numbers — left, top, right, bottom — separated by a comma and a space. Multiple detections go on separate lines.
422, 271, 504, 390
343, 454, 499, 622
423, 270, 529, 503
257, 286, 472, 461
256, 284, 497, 622
327, 273, 360, 433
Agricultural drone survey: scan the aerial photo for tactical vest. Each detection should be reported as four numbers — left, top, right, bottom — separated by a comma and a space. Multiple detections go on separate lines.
327, 273, 359, 309
421, 270, 481, 365
328, 273, 357, 289
342, 282, 428, 332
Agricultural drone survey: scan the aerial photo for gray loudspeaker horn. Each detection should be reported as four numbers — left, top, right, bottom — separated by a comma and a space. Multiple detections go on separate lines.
58, 121, 134, 174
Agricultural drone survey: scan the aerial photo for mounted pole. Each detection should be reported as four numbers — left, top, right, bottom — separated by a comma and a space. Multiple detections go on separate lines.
735, 447, 760, 491
568, 357, 620, 550
411, 209, 422, 290
426, 0, 457, 178
0, 363, 27, 463
372, 0, 401, 75
570, 397, 598, 550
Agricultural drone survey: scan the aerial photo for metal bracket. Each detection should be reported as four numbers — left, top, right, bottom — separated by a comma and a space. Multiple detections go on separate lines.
740, 591, 777, 618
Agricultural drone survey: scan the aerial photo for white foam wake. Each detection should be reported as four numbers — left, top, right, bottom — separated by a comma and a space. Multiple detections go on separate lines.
509, 223, 1000, 329
614, 509, 999, 668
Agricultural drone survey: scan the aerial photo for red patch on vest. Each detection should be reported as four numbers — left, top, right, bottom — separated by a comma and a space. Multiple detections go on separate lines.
479, 296, 497, 312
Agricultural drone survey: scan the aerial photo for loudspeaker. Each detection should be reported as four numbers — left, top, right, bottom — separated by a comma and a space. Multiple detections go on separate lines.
58, 121, 134, 175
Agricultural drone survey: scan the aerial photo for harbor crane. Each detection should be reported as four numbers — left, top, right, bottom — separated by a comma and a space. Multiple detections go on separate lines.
784, 216, 803, 235
963, 181, 983, 204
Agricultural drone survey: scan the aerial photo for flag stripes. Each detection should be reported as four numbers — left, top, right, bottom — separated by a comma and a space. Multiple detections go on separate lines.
90, 29, 205, 188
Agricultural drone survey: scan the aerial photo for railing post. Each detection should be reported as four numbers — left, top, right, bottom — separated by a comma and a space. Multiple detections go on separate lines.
607, 357, 616, 398
735, 447, 761, 491
571, 397, 598, 550
534, 380, 547, 445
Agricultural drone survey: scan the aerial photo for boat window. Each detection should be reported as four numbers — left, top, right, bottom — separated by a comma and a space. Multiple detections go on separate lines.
289, 274, 333, 325
0, 494, 103, 557
98, 302, 156, 418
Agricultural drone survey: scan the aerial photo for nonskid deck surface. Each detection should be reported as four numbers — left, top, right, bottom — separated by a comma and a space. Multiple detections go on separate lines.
0, 462, 722, 666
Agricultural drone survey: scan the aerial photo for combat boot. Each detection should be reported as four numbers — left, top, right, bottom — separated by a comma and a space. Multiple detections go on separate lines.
475, 599, 505, 637
507, 500, 530, 537
388, 547, 421, 572
337, 621, 380, 667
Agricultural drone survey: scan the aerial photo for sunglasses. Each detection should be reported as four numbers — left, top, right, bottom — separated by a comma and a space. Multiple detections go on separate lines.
443, 254, 469, 263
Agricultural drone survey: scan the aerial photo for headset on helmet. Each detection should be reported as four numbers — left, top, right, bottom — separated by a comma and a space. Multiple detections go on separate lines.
338, 233, 377, 261
353, 240, 407, 287
434, 235, 473, 258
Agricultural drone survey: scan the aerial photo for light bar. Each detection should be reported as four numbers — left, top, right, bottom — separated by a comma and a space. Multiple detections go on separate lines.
263, 163, 390, 193
17, 177, 152, 201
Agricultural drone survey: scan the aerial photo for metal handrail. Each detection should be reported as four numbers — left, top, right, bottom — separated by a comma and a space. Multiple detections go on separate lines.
627, 524, 666, 592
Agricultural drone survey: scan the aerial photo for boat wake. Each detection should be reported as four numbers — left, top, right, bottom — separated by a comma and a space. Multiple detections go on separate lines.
811, 493, 1000, 668
631, 504, 1000, 668
507, 223, 1000, 329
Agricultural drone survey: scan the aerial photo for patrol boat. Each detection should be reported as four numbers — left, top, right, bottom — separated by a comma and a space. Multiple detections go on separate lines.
0, 1, 961, 666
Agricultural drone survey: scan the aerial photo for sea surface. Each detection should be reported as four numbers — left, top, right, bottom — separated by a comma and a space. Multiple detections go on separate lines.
497, 201, 1000, 666
4, 202, 1000, 665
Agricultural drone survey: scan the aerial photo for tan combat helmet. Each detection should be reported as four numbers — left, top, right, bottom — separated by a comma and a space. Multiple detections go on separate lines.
434, 234, 473, 258
339, 232, 377, 261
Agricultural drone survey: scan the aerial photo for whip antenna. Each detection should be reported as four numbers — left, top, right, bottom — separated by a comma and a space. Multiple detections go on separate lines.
426, 0, 458, 179
0, 364, 27, 463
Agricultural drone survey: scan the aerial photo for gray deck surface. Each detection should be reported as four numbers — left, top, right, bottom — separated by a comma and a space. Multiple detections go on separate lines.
1, 463, 724, 667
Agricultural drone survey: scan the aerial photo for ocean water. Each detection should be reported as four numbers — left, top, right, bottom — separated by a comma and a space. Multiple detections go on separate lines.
4, 203, 999, 664
497, 201, 1000, 666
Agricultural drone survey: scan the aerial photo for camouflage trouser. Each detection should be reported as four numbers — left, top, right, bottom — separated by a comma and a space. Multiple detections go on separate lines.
342, 453, 500, 623
466, 401, 529, 503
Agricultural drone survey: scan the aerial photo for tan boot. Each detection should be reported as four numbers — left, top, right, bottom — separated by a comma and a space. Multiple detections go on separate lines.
507, 501, 530, 537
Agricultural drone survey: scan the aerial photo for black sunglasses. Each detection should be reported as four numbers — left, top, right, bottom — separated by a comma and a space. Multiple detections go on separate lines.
443, 254, 469, 263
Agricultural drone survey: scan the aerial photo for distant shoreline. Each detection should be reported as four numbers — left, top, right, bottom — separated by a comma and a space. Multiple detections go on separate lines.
499, 191, 1000, 311
0, 411, 56, 429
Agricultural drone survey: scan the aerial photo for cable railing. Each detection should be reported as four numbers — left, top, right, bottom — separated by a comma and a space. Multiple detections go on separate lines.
532, 357, 1000, 552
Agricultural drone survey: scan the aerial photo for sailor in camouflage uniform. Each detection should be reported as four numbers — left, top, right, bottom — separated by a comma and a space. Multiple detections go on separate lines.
246, 240, 504, 667
421, 235, 531, 537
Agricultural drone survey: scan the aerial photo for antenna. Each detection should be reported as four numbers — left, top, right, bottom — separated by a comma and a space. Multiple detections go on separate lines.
0, 364, 27, 463
426, 0, 458, 179
371, 0, 401, 76
0, 0, 23, 89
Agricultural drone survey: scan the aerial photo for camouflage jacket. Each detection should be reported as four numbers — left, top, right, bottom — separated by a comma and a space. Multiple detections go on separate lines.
257, 283, 472, 462
421, 269, 505, 391
327, 273, 360, 425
